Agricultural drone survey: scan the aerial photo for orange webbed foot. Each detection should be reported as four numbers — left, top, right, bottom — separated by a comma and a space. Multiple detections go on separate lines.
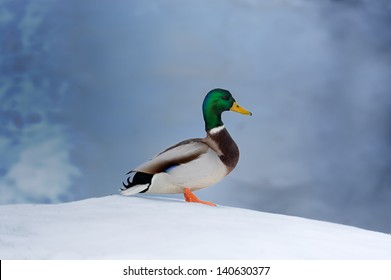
183, 188, 216, 206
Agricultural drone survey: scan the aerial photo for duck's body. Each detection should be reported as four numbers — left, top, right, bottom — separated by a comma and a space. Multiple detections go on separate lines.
122, 126, 238, 195
121, 88, 251, 206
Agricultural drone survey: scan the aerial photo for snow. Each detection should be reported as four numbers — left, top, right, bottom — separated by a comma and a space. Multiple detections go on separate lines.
0, 195, 390, 260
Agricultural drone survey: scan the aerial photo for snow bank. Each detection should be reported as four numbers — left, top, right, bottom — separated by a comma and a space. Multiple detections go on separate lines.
0, 195, 390, 259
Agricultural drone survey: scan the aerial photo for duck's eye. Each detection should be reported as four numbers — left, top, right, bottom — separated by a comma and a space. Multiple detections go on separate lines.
222, 96, 229, 101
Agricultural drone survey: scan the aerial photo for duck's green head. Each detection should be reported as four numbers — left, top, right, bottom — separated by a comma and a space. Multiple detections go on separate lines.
202, 88, 252, 131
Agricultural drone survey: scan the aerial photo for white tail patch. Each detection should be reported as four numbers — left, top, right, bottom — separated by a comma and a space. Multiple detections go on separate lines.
209, 125, 225, 134
120, 184, 149, 196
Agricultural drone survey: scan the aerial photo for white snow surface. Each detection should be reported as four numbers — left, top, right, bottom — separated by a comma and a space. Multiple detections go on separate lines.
0, 195, 390, 260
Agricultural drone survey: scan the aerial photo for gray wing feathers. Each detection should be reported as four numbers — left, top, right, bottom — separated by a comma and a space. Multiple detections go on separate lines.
132, 139, 209, 174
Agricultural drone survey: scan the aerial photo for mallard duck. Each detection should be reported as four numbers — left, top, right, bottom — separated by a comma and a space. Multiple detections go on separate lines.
121, 88, 252, 206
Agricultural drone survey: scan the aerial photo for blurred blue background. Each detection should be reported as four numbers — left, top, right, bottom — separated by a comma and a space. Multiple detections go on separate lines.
1, 0, 391, 233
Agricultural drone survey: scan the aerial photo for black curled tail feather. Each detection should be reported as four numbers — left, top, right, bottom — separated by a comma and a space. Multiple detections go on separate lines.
121, 176, 132, 189
121, 172, 153, 193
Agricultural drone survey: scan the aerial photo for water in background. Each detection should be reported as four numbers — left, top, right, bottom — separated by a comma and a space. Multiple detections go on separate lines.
1, 0, 391, 233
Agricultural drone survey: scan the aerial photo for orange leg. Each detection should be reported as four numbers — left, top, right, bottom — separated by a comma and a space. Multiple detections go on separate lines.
183, 188, 216, 207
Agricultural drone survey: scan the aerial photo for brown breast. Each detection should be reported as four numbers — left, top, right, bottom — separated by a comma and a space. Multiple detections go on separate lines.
204, 127, 239, 174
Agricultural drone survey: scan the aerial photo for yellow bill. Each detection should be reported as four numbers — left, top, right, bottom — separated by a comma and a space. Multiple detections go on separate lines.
230, 102, 252, 116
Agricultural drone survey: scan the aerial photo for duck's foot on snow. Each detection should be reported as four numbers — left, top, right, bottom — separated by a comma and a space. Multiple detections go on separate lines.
183, 188, 216, 206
